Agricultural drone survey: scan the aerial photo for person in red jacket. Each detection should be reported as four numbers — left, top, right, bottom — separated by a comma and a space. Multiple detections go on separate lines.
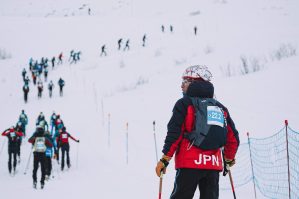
2, 126, 24, 174
155, 65, 239, 199
57, 126, 79, 171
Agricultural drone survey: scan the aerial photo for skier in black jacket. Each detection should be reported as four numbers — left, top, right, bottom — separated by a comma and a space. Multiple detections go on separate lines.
28, 126, 53, 189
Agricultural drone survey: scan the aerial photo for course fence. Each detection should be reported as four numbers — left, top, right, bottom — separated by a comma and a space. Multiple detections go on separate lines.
220, 121, 299, 199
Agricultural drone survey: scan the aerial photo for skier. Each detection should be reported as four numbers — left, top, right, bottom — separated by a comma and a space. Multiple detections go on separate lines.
32, 71, 37, 85
155, 65, 239, 199
123, 39, 130, 51
44, 130, 56, 180
88, 8, 91, 15
161, 25, 165, 32
170, 25, 173, 33
23, 84, 30, 103
100, 45, 107, 56
28, 126, 53, 189
70, 52, 77, 64
57, 126, 79, 171
24, 76, 30, 86
53, 114, 64, 163
51, 56, 55, 69
22, 68, 27, 81
44, 68, 48, 82
57, 52, 63, 65
118, 38, 122, 50
15, 122, 24, 163
48, 80, 54, 98
2, 126, 24, 175
37, 80, 43, 98
194, 26, 197, 36
68, 50, 74, 62
58, 78, 65, 96
75, 51, 81, 61
142, 34, 146, 47
36, 112, 49, 131
29, 57, 34, 69
49, 112, 56, 135
18, 110, 28, 137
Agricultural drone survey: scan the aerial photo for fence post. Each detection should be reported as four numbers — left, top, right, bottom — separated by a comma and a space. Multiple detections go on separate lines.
247, 132, 257, 199
285, 120, 291, 199
108, 113, 111, 148
126, 122, 129, 164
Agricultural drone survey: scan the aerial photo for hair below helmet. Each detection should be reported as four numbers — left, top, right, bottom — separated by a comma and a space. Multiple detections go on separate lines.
182, 65, 212, 81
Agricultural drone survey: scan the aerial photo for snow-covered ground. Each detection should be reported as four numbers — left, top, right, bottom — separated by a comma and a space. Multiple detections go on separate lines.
0, 0, 298, 198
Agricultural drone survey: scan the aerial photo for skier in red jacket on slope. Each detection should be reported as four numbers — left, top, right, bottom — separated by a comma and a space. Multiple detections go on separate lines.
155, 65, 239, 199
57, 126, 79, 171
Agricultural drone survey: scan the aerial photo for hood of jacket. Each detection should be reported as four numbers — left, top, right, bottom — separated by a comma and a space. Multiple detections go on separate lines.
186, 81, 214, 98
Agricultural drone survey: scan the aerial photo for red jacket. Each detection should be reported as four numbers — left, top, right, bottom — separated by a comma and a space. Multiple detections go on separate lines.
57, 131, 78, 144
2, 128, 24, 139
162, 81, 239, 170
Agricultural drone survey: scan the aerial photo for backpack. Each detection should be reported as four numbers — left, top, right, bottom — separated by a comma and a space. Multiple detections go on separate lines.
23, 85, 29, 92
33, 137, 46, 152
184, 97, 227, 150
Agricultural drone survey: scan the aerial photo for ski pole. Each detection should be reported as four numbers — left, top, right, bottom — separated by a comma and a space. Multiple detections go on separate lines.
158, 172, 164, 199
76, 142, 79, 169
55, 156, 61, 179
153, 121, 158, 162
228, 166, 237, 199
222, 148, 236, 199
0, 139, 6, 157
24, 147, 33, 175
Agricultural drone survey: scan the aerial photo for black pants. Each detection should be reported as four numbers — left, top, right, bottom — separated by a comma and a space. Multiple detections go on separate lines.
8, 149, 17, 173
17, 139, 21, 157
32, 152, 46, 184
61, 143, 70, 170
59, 86, 63, 96
24, 92, 28, 102
45, 156, 52, 176
170, 168, 219, 199
38, 88, 42, 98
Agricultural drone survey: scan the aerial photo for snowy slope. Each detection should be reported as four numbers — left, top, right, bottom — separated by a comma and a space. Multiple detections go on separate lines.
0, 0, 299, 198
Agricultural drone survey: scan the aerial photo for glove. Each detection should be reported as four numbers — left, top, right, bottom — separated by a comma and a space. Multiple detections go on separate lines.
155, 155, 171, 177
225, 158, 236, 167
223, 158, 235, 176
77, 140, 80, 143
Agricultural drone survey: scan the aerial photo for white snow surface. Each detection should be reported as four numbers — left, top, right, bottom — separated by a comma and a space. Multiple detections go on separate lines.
0, 0, 299, 198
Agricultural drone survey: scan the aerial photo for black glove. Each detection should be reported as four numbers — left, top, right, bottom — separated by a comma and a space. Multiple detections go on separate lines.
77, 140, 80, 143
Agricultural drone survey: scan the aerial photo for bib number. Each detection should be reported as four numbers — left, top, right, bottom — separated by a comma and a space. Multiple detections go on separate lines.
207, 106, 224, 127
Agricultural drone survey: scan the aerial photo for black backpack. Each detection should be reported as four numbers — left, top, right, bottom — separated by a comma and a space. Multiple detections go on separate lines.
184, 97, 227, 150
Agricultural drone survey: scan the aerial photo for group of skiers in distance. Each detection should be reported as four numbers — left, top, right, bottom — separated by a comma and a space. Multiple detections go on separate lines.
22, 53, 71, 103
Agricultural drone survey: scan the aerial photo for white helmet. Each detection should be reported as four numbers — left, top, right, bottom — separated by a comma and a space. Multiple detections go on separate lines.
182, 65, 212, 81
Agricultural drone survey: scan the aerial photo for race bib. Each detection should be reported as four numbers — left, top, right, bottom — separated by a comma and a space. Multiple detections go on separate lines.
62, 134, 68, 139
36, 138, 45, 149
10, 132, 16, 137
207, 106, 224, 127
